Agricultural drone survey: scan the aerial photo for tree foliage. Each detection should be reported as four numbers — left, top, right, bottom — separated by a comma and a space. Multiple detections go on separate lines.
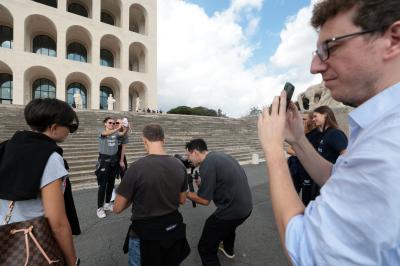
249, 106, 261, 116
167, 106, 224, 117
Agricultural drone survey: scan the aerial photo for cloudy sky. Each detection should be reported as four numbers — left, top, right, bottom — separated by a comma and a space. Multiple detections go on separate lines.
157, 0, 322, 117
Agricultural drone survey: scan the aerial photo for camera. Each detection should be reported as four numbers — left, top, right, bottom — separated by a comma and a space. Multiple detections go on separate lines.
174, 154, 194, 170
174, 154, 198, 208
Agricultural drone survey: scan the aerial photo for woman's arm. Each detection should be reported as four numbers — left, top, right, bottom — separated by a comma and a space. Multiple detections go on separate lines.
41, 179, 77, 266
120, 144, 126, 169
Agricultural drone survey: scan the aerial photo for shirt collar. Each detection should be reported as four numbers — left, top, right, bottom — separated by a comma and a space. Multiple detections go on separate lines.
349, 82, 400, 129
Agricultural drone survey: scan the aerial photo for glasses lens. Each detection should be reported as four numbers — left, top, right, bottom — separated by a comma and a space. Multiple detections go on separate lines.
319, 43, 329, 61
67, 123, 78, 133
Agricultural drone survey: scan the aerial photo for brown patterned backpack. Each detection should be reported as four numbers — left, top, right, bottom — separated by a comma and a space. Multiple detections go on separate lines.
0, 201, 65, 265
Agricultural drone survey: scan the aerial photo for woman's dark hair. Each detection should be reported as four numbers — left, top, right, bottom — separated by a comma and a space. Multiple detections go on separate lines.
103, 116, 113, 123
24, 98, 79, 132
313, 105, 339, 131
186, 138, 208, 153
142, 123, 164, 141
311, 0, 400, 35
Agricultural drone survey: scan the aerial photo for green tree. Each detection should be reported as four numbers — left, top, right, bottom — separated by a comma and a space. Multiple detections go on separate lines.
249, 106, 261, 115
167, 106, 221, 117
167, 106, 193, 115
192, 106, 217, 116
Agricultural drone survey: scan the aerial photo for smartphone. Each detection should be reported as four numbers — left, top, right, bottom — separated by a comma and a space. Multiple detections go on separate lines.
283, 82, 295, 110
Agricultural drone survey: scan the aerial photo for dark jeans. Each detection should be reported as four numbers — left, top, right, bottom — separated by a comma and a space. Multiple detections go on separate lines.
96, 159, 118, 208
198, 213, 250, 266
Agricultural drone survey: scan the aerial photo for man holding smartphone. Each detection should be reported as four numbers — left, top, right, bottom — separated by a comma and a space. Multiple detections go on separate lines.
258, 0, 400, 265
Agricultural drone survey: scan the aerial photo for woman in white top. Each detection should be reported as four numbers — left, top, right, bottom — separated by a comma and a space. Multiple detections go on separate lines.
0, 98, 80, 265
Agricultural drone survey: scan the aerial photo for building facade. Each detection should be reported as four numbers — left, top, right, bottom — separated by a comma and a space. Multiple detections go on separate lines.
0, 0, 157, 111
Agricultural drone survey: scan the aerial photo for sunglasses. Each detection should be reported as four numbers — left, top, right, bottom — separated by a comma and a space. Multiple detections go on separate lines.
62, 123, 78, 133
107, 122, 115, 125
115, 122, 120, 125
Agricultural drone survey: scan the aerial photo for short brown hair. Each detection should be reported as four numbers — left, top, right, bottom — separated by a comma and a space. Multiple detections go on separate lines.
311, 0, 400, 34
142, 123, 164, 141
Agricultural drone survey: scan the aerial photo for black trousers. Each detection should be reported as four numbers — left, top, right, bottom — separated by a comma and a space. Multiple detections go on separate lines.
198, 213, 250, 266
96, 159, 118, 208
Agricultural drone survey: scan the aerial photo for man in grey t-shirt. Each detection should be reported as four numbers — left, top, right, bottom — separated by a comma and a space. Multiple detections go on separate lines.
186, 139, 252, 265
114, 123, 190, 265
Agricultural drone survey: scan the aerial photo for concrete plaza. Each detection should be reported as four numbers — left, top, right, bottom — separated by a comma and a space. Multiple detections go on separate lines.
73, 163, 289, 266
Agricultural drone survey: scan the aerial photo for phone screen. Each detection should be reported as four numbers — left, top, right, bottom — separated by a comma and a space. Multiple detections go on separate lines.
284, 82, 295, 110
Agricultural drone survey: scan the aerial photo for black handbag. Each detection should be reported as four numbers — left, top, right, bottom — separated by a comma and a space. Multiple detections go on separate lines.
0, 201, 65, 265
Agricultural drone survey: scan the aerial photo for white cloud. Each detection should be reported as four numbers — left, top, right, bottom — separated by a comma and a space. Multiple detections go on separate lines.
157, 0, 321, 117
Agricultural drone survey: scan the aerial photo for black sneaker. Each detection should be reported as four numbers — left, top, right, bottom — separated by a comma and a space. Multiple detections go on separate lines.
218, 243, 235, 259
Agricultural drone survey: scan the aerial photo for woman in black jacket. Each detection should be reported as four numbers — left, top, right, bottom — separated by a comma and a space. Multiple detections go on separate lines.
0, 98, 80, 265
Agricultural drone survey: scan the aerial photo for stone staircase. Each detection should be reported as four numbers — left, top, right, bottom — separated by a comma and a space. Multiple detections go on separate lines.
0, 105, 265, 189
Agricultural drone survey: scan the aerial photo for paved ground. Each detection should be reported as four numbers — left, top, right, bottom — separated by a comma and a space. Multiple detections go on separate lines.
72, 163, 289, 266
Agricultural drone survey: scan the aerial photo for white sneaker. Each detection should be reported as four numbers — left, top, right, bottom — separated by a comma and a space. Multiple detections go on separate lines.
111, 189, 116, 202
103, 203, 114, 211
219, 243, 235, 259
97, 207, 106, 218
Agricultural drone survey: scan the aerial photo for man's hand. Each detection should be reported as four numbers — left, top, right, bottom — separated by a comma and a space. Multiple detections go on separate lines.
258, 91, 287, 154
186, 192, 210, 206
194, 177, 201, 188
119, 161, 125, 169
284, 102, 305, 145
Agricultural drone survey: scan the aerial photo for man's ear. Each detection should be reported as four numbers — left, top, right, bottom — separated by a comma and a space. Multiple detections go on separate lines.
383, 21, 400, 60
49, 124, 58, 132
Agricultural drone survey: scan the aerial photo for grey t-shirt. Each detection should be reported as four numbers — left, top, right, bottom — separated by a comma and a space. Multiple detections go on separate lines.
98, 131, 120, 155
117, 154, 188, 221
0, 152, 68, 224
118, 134, 129, 146
198, 152, 252, 220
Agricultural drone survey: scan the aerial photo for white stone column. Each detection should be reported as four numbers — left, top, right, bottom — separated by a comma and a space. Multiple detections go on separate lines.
121, 1, 129, 30
56, 72, 66, 101
121, 42, 129, 71
12, 65, 24, 105
92, 0, 101, 22
120, 80, 129, 111
91, 77, 100, 109
58, 0, 67, 11
13, 15, 25, 52
57, 24, 66, 61
92, 33, 100, 67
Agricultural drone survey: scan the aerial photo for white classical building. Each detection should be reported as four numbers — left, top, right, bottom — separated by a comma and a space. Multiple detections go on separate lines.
0, 0, 156, 111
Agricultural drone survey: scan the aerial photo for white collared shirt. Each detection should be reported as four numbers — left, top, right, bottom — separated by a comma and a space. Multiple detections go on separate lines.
285, 83, 400, 265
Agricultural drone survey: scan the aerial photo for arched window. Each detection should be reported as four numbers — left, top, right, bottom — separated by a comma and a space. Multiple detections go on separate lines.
32, 0, 58, 8
67, 82, 87, 108
0, 26, 13, 49
101, 12, 114, 25
68, 3, 88, 17
33, 35, 57, 57
0, 73, 12, 104
100, 49, 114, 67
100, 86, 112, 110
32, 78, 56, 99
67, 43, 87, 62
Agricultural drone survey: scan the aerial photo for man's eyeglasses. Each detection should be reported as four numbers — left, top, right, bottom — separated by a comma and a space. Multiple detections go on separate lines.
63, 123, 78, 133
313, 29, 377, 62
107, 122, 115, 125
